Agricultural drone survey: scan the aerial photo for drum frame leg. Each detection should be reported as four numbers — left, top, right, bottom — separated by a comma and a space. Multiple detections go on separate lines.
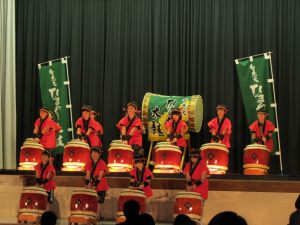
68, 216, 98, 225
18, 214, 40, 224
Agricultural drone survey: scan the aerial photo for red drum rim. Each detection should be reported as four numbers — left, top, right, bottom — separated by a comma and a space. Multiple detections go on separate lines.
120, 189, 146, 198
108, 163, 133, 169
155, 164, 181, 170
72, 188, 99, 197
243, 164, 269, 170
207, 165, 228, 171
174, 214, 202, 221
155, 148, 182, 154
244, 144, 270, 152
64, 140, 90, 150
108, 147, 134, 152
21, 144, 45, 150
63, 162, 86, 167
70, 211, 97, 219
22, 187, 48, 196
175, 191, 203, 200
200, 143, 228, 152
19, 209, 45, 215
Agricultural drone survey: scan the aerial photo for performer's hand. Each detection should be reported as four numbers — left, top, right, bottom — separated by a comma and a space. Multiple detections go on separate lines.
172, 138, 177, 143
262, 137, 267, 144
192, 184, 197, 190
187, 185, 192, 191
166, 138, 171, 143
139, 184, 144, 190
122, 140, 128, 144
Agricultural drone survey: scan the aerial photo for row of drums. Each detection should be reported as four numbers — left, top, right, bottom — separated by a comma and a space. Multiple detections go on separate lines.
19, 138, 271, 175
19, 187, 204, 223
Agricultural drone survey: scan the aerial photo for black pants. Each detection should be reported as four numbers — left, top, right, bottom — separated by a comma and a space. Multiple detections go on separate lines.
97, 191, 106, 204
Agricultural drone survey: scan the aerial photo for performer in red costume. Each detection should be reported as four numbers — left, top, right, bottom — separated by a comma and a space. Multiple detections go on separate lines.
249, 108, 275, 151
129, 154, 153, 198
85, 147, 109, 220
33, 107, 61, 152
35, 150, 56, 210
208, 104, 232, 149
165, 108, 188, 151
183, 149, 209, 201
117, 101, 143, 155
76, 105, 104, 148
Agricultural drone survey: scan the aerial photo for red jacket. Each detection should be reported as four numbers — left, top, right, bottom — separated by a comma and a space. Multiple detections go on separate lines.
165, 119, 187, 148
85, 159, 109, 191
34, 117, 61, 149
76, 117, 103, 147
249, 119, 275, 151
208, 117, 232, 148
35, 162, 56, 192
130, 167, 153, 198
183, 161, 209, 200
117, 116, 143, 146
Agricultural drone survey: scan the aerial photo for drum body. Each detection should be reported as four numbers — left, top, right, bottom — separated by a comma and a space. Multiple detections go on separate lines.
19, 138, 45, 171
62, 140, 90, 171
153, 142, 182, 173
200, 143, 229, 174
108, 141, 134, 172
116, 189, 146, 223
174, 191, 203, 222
70, 188, 99, 219
19, 186, 48, 216
243, 144, 270, 175
141, 93, 203, 142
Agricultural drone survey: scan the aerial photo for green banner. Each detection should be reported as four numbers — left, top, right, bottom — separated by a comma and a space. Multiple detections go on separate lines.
235, 54, 278, 153
142, 93, 203, 142
38, 59, 72, 155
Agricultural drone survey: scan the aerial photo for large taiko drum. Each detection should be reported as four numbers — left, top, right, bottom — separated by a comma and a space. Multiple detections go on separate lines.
69, 188, 99, 219
107, 141, 134, 172
174, 191, 203, 222
141, 93, 203, 142
153, 142, 182, 173
19, 138, 45, 171
62, 140, 90, 171
19, 186, 48, 216
116, 189, 146, 223
200, 143, 229, 174
243, 144, 271, 175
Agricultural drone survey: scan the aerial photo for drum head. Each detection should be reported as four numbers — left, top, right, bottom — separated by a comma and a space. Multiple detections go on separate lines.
120, 189, 146, 198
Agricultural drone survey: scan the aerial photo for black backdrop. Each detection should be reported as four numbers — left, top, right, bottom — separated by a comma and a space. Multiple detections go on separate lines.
16, 0, 300, 174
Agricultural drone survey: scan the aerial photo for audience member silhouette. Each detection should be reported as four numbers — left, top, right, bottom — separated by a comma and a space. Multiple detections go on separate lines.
173, 214, 196, 225
116, 199, 140, 225
40, 211, 57, 225
208, 211, 247, 225
137, 213, 155, 225
289, 194, 300, 225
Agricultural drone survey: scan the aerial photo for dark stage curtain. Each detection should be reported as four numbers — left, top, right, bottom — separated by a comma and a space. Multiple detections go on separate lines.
15, 0, 300, 174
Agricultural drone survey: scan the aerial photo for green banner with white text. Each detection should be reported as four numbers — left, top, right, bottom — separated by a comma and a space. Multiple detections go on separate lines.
235, 54, 278, 154
38, 59, 72, 155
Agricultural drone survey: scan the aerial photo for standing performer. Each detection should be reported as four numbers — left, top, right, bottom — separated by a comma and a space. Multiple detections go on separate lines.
35, 150, 56, 210
129, 154, 153, 198
76, 105, 104, 148
116, 101, 143, 155
208, 105, 232, 149
33, 107, 61, 160
183, 149, 209, 201
85, 147, 109, 220
91, 109, 104, 142
165, 108, 188, 151
249, 108, 275, 151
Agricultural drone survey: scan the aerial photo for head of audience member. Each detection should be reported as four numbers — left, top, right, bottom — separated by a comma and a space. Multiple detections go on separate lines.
123, 199, 140, 221
289, 210, 300, 225
40, 211, 57, 225
295, 194, 300, 210
173, 214, 196, 225
208, 211, 247, 225
137, 213, 155, 225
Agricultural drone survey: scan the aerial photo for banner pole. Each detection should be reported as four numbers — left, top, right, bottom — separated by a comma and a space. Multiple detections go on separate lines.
64, 57, 74, 139
235, 52, 273, 62
268, 52, 283, 174
39, 56, 70, 66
